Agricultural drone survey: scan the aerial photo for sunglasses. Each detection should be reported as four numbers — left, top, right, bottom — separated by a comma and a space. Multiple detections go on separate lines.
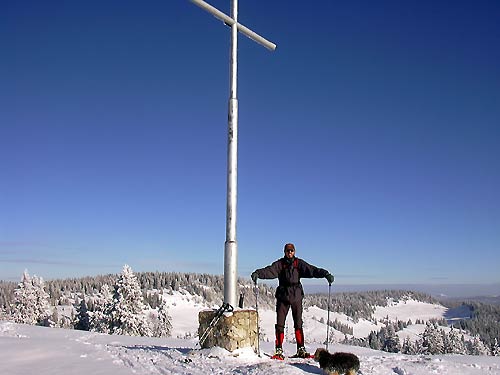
285, 249, 295, 253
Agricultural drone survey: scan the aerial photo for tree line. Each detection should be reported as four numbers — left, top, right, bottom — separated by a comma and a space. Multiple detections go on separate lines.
1, 269, 499, 356
2, 266, 172, 337
304, 290, 439, 322
342, 319, 500, 356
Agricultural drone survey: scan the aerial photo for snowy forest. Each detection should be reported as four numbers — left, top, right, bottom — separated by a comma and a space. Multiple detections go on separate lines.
1, 266, 499, 356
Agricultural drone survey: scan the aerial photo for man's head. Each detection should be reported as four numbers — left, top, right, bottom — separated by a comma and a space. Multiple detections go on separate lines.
284, 243, 296, 259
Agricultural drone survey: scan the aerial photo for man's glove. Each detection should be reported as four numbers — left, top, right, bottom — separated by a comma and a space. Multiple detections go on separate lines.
325, 273, 334, 285
251, 271, 258, 284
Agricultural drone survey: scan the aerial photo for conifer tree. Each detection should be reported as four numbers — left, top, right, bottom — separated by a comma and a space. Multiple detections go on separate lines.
422, 322, 444, 354
469, 335, 490, 355
11, 270, 38, 324
401, 336, 416, 354
368, 331, 381, 350
491, 338, 500, 356
11, 270, 52, 326
51, 308, 59, 327
90, 284, 113, 333
150, 296, 172, 337
383, 323, 401, 353
447, 327, 466, 354
32, 275, 52, 326
414, 338, 424, 354
75, 297, 90, 331
109, 265, 152, 336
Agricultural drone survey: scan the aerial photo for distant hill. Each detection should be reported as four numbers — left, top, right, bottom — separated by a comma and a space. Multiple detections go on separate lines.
1, 270, 499, 355
303, 283, 500, 299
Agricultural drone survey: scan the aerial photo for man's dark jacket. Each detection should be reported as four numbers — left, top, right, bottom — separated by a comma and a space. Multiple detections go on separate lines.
255, 257, 329, 303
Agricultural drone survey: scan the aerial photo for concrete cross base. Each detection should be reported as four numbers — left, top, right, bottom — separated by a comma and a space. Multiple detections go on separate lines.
198, 309, 258, 352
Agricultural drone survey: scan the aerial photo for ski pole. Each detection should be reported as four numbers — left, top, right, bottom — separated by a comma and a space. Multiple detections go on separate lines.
254, 282, 261, 357
199, 303, 232, 347
326, 282, 331, 351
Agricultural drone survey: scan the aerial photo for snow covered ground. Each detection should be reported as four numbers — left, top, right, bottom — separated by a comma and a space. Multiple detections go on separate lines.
1, 290, 499, 374
373, 298, 448, 323
164, 291, 451, 343
2, 320, 500, 375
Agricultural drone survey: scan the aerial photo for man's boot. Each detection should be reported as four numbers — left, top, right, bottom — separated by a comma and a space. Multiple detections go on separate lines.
294, 328, 310, 358
272, 327, 285, 360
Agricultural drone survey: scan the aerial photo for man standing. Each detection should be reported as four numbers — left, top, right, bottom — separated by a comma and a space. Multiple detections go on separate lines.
251, 243, 334, 359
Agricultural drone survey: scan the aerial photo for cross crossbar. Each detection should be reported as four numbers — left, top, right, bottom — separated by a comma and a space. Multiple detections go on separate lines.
190, 0, 277, 51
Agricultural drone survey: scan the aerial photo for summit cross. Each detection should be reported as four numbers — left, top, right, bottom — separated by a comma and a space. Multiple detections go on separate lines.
188, 0, 276, 308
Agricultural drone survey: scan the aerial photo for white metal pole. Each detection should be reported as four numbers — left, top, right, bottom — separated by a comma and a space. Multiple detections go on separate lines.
224, 0, 238, 308
188, 0, 276, 309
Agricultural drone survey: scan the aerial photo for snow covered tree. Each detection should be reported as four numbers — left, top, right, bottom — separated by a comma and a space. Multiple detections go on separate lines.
59, 313, 73, 329
468, 335, 490, 355
155, 296, 172, 337
149, 295, 172, 337
382, 324, 401, 353
421, 322, 444, 354
109, 265, 152, 336
51, 308, 60, 327
414, 338, 425, 354
11, 270, 38, 324
491, 338, 500, 356
368, 331, 381, 350
32, 275, 52, 326
11, 270, 51, 326
74, 297, 90, 331
446, 327, 466, 354
401, 336, 416, 354
90, 284, 113, 333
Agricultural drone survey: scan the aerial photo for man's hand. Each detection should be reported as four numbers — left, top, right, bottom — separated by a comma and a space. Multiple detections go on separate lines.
251, 271, 258, 284
325, 273, 334, 285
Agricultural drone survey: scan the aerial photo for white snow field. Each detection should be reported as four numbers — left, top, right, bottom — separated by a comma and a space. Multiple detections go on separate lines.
2, 320, 500, 375
1, 290, 500, 375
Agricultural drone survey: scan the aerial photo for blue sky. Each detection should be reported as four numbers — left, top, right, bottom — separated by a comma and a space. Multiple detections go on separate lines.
1, 0, 499, 286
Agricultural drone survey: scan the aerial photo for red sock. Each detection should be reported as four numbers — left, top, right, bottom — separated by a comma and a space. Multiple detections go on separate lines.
275, 331, 284, 348
295, 328, 304, 347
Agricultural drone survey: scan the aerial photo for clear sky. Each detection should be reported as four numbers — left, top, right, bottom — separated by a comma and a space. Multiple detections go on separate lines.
1, 0, 499, 286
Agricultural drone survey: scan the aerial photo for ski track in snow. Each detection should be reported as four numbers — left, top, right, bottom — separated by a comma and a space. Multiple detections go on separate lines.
101, 343, 322, 375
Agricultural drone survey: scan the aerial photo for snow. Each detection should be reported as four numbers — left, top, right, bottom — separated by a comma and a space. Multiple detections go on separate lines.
2, 320, 500, 375
303, 305, 375, 340
1, 292, 500, 374
161, 291, 209, 338
373, 299, 448, 322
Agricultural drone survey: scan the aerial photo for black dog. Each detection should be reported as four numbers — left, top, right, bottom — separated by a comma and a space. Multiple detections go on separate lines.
314, 348, 360, 375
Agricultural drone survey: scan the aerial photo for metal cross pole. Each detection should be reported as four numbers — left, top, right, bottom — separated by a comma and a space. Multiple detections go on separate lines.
189, 0, 276, 308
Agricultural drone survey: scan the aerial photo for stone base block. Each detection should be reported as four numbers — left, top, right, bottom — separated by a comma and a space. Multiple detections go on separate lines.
198, 309, 258, 352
